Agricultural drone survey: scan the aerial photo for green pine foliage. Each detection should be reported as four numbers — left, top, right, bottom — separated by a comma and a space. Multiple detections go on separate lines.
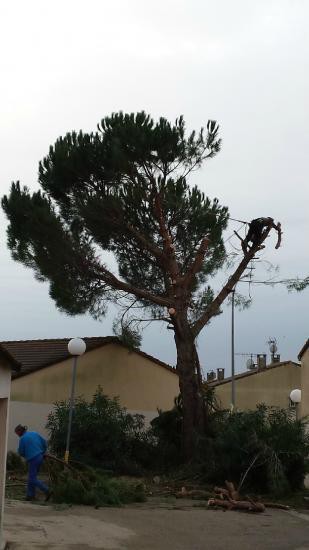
112, 319, 142, 349
287, 277, 309, 292
2, 112, 253, 457
1, 112, 228, 321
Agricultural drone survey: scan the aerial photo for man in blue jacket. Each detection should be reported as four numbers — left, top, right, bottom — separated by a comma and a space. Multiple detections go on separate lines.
15, 424, 51, 501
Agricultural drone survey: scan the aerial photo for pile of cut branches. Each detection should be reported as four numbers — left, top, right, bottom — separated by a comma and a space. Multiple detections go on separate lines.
45, 454, 146, 506
208, 481, 265, 512
207, 481, 289, 513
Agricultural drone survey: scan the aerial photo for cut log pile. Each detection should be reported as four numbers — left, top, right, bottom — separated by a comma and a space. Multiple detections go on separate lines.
208, 481, 265, 512
176, 481, 290, 512
208, 481, 290, 512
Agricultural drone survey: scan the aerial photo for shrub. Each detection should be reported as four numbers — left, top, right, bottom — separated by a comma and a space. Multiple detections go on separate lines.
201, 405, 309, 494
151, 401, 309, 494
150, 396, 183, 468
46, 387, 155, 473
47, 385, 308, 495
6, 451, 27, 473
150, 390, 219, 469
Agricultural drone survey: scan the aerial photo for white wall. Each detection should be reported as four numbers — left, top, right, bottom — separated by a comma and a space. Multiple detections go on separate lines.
0, 363, 11, 550
0, 364, 11, 399
0, 399, 9, 550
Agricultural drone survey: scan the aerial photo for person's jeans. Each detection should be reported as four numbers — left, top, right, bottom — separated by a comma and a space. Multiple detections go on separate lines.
27, 453, 49, 498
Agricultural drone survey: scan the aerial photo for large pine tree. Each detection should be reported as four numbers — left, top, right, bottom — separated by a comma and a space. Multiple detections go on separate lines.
2, 112, 280, 458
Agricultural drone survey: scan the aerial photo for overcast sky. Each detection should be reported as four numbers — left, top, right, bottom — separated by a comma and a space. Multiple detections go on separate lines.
0, 0, 308, 376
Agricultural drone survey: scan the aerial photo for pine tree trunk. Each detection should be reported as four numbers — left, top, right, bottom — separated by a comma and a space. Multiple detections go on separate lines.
174, 315, 205, 461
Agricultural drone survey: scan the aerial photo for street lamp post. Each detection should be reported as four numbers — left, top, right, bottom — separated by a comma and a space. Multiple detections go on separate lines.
64, 338, 86, 463
289, 388, 301, 421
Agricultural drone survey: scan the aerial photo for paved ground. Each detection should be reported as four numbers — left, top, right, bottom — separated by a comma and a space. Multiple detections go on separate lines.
4, 499, 309, 550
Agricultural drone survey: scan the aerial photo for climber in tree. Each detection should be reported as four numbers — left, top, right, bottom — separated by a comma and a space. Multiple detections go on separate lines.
242, 217, 282, 253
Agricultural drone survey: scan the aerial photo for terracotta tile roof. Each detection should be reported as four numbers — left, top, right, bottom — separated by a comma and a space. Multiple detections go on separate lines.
0, 337, 177, 379
208, 360, 300, 387
298, 339, 309, 360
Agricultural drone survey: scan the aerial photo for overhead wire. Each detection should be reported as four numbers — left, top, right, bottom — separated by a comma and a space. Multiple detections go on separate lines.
224, 221, 246, 244
228, 217, 249, 224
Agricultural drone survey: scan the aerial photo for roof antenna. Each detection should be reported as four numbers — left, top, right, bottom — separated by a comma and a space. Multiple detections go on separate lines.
267, 338, 278, 364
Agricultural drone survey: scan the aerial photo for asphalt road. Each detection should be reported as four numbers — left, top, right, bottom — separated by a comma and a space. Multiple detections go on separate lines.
4, 499, 309, 550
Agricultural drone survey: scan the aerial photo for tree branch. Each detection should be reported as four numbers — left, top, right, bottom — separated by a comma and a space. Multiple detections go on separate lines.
94, 262, 172, 308
153, 191, 180, 279
119, 298, 139, 327
192, 226, 274, 336
127, 316, 170, 325
183, 236, 210, 289
125, 222, 165, 264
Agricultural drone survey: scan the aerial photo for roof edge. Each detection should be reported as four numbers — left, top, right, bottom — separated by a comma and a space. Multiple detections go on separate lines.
209, 360, 300, 387
9, 337, 177, 380
298, 339, 309, 361
0, 344, 21, 371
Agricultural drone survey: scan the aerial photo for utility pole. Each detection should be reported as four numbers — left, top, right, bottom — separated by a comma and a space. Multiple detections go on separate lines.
231, 288, 236, 410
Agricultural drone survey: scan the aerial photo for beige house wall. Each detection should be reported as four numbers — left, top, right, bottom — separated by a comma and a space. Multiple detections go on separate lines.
300, 348, 309, 418
11, 343, 179, 413
7, 401, 159, 453
214, 362, 301, 410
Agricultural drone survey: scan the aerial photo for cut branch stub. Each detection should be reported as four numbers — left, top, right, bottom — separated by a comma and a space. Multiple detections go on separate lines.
275, 221, 282, 249
208, 498, 265, 513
